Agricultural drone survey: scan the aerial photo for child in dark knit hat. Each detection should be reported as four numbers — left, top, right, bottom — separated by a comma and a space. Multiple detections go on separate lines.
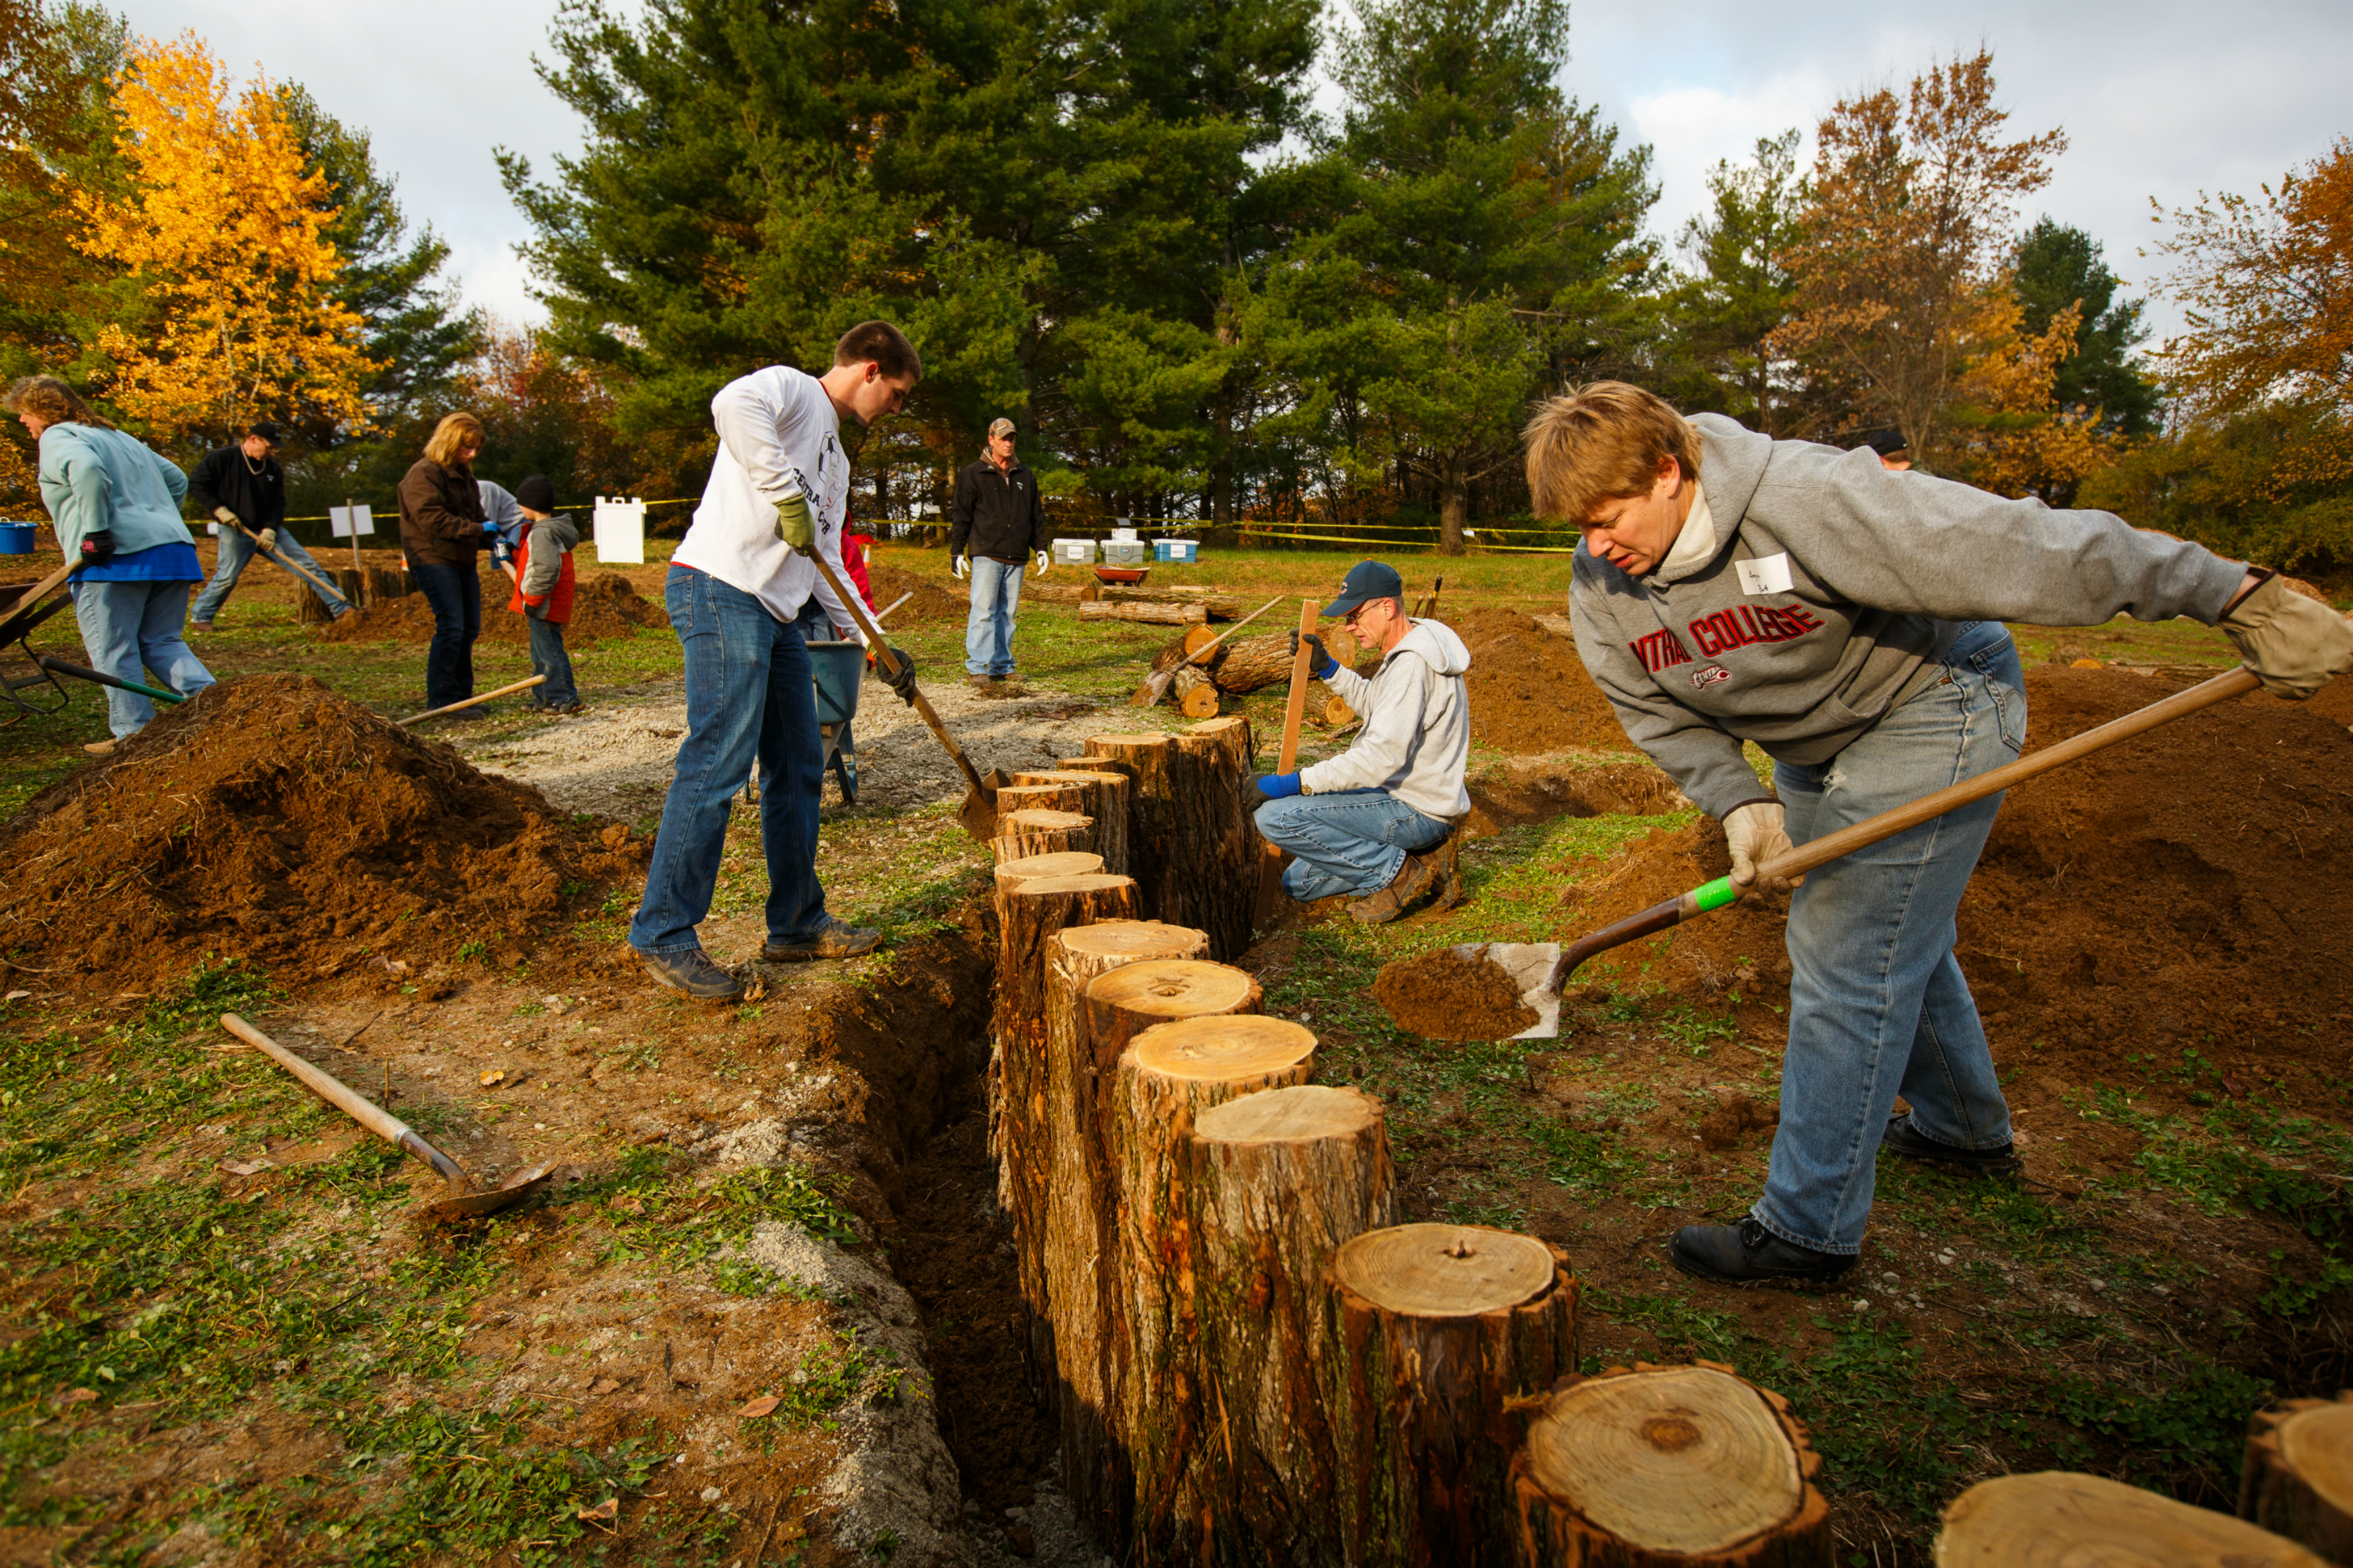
508, 474, 584, 714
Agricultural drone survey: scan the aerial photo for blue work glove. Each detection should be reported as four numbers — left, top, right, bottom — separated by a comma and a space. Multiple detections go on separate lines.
1290, 629, 1336, 680
1248, 772, 1301, 805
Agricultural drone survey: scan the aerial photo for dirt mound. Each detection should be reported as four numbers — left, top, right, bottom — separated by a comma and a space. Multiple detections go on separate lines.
0, 675, 647, 989
1447, 607, 1637, 757
323, 572, 668, 648
1547, 663, 2353, 1084
865, 559, 968, 626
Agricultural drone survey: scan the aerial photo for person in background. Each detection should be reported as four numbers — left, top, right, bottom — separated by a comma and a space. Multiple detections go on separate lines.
397, 412, 495, 716
187, 420, 352, 628
508, 474, 584, 716
627, 320, 923, 1002
5, 375, 213, 755
1863, 429, 1911, 471
946, 416, 1048, 691
480, 478, 527, 584
843, 526, 877, 614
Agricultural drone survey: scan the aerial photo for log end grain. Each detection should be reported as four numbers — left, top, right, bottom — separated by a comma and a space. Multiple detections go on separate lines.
1941, 1472, 2327, 1566
1193, 1083, 1381, 1147
1126, 1012, 1315, 1083
1058, 918, 1210, 965
1332, 1222, 1555, 1318
2245, 1398, 2353, 1561
994, 852, 1108, 889
1087, 959, 1260, 1033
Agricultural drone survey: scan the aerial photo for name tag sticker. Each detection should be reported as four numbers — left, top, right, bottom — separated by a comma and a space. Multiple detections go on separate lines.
1735, 553, 1794, 596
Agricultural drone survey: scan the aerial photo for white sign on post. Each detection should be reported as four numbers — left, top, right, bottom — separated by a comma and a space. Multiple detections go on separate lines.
329, 504, 375, 539
593, 495, 647, 564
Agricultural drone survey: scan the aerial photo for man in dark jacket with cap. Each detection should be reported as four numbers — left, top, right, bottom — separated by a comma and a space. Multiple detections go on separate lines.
188, 421, 353, 628
947, 416, 1048, 689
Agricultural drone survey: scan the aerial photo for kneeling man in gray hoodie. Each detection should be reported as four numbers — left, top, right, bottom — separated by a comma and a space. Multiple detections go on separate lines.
1249, 560, 1473, 924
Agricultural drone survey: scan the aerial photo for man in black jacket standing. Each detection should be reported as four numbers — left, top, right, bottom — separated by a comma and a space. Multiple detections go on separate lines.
188, 421, 353, 628
947, 416, 1046, 690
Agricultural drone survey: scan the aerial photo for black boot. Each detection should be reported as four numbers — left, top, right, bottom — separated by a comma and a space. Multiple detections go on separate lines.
1882, 1112, 2021, 1177
1670, 1217, 1855, 1284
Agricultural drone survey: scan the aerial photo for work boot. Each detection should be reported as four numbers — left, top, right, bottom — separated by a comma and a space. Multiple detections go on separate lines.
1881, 1112, 2022, 1177
967, 673, 993, 691
636, 947, 744, 1002
83, 738, 117, 757
1670, 1217, 1855, 1285
762, 916, 884, 963
1348, 851, 1439, 925
188, 621, 213, 634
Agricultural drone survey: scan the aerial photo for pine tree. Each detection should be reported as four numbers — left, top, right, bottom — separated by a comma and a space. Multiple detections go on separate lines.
2012, 217, 2159, 438
1667, 130, 1802, 433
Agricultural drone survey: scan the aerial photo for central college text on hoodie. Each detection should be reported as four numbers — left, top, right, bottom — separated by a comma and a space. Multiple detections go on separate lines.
1300, 618, 1473, 823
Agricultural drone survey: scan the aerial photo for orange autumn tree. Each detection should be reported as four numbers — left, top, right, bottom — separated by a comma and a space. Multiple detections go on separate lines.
1943, 287, 2115, 500
74, 32, 372, 445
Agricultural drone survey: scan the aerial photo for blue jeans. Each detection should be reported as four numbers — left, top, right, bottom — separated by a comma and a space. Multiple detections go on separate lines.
527, 616, 578, 708
629, 567, 829, 955
964, 556, 1022, 676
1253, 789, 1451, 900
191, 526, 350, 624
71, 579, 215, 737
1754, 621, 2026, 1255
409, 560, 481, 710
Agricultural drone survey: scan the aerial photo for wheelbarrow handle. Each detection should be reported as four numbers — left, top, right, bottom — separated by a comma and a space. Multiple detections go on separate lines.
1, 558, 83, 634
36, 655, 185, 704
807, 550, 993, 800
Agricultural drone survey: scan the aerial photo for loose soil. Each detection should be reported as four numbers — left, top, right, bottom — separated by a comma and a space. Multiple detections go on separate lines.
1446, 607, 1638, 757
1371, 947, 1539, 1039
866, 560, 970, 626
0, 674, 647, 989
323, 571, 670, 648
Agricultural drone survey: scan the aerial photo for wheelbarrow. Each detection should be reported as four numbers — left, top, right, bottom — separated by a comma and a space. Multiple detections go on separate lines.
742, 638, 865, 808
0, 575, 77, 728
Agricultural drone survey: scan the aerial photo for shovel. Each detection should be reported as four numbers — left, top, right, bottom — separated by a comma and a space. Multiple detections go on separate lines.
220, 1013, 555, 1220
1132, 593, 1285, 706
808, 550, 1007, 841
1397, 665, 2264, 1039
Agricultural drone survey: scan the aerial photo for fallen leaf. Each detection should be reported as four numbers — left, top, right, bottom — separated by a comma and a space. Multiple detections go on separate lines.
5, 990, 29, 1002
218, 1159, 269, 1177
480, 1069, 506, 1087
576, 1498, 619, 1526
738, 1395, 781, 1419
56, 1388, 97, 1405
2222, 1072, 2247, 1099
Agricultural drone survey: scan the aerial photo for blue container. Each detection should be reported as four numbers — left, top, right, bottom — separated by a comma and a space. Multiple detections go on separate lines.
0, 521, 34, 556
806, 640, 867, 727
1153, 539, 1197, 564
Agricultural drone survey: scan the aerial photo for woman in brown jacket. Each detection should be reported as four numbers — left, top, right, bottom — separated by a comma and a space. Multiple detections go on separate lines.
397, 412, 492, 712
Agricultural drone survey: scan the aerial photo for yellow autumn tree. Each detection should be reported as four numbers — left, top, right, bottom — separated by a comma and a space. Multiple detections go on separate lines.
74, 32, 372, 444
1942, 285, 2115, 500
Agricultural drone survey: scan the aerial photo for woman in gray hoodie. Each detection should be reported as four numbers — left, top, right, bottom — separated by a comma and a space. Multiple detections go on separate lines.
1528, 381, 2353, 1286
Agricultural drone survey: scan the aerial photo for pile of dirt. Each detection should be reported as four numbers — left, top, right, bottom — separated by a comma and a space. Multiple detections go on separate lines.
1372, 946, 1539, 1039
0, 675, 646, 989
1540, 663, 2353, 1082
323, 572, 668, 648
864, 558, 968, 626
1446, 607, 1637, 757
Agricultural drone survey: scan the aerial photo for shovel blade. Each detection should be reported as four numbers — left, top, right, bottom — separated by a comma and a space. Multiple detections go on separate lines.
956, 788, 999, 843
422, 1161, 556, 1222
1474, 942, 1565, 1039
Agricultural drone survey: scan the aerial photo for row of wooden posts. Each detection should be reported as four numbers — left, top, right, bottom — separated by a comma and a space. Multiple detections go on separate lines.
981, 717, 2353, 1566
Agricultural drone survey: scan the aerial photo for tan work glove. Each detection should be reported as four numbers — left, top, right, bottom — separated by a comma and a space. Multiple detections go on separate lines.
2220, 570, 2353, 698
1724, 800, 1802, 893
210, 505, 238, 528
254, 528, 279, 553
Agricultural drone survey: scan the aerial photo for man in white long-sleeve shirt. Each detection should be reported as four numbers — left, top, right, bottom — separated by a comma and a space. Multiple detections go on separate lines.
630, 322, 923, 1000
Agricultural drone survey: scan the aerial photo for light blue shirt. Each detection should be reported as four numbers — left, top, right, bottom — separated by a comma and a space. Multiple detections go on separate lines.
36, 423, 192, 558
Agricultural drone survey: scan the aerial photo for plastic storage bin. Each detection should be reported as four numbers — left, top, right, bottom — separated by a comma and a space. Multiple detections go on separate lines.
1101, 539, 1149, 567
1052, 537, 1097, 566
0, 521, 34, 555
1152, 539, 1197, 564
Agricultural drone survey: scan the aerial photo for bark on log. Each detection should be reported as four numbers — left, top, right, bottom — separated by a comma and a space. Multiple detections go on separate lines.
1206, 630, 1298, 694
1513, 1362, 1830, 1568
1174, 667, 1219, 718
1083, 733, 1176, 918
1081, 599, 1208, 627
1941, 1472, 2326, 1567
1329, 1222, 1579, 1568
2243, 1397, 2353, 1563
1042, 922, 1215, 1548
991, 870, 1140, 1386
1095, 585, 1246, 618
1167, 715, 1258, 961
1190, 1085, 1399, 1563
1108, 1004, 1313, 1565
1011, 770, 1133, 879
993, 809, 1096, 864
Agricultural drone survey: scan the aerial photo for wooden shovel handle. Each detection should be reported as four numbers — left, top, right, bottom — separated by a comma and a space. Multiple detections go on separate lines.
397, 674, 545, 725
221, 1012, 465, 1184
808, 548, 991, 800
1182, 594, 1286, 668
225, 517, 348, 606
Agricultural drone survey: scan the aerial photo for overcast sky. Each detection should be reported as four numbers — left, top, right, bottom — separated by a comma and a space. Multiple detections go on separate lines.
115, 0, 2353, 346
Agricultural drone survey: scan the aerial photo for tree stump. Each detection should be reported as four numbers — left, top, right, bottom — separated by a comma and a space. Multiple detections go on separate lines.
997, 780, 1092, 825
1042, 922, 1215, 1548
1084, 733, 1177, 915
993, 809, 1096, 863
1011, 770, 1132, 877
1168, 716, 1258, 961
2243, 1397, 2353, 1562
992, 851, 1105, 915
366, 566, 408, 602
1190, 1085, 1399, 1562
1512, 1363, 1830, 1568
1941, 1472, 2327, 1566
1173, 667, 1219, 718
1207, 630, 1302, 694
1329, 1223, 1579, 1568
1081, 599, 1208, 626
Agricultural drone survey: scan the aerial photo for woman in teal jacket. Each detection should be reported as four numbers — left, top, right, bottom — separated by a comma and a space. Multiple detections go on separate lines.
5, 376, 214, 753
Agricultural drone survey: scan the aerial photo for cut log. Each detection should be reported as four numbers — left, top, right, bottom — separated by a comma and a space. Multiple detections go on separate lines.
1941, 1472, 2327, 1567
1321, 690, 1356, 728
1011, 770, 1133, 878
992, 851, 1105, 912
1513, 1362, 1828, 1568
1174, 667, 1219, 718
1183, 623, 1221, 656
2243, 1397, 2353, 1563
1083, 733, 1176, 917
1329, 1222, 1578, 1568
1111, 1009, 1312, 1565
1081, 599, 1208, 627
1042, 922, 1215, 1548
366, 566, 408, 602
1206, 630, 1298, 694
997, 780, 1092, 822
993, 808, 1096, 864
1167, 715, 1258, 961
1190, 1085, 1398, 1561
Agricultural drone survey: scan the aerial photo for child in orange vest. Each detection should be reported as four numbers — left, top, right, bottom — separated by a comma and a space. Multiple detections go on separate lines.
509, 474, 584, 714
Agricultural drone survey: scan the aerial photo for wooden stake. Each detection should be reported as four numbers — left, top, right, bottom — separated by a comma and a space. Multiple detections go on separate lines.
992, 809, 1096, 863
1513, 1362, 1828, 1568
1329, 1222, 1577, 1567
1941, 1472, 2326, 1567
2243, 1396, 2353, 1561
1190, 1085, 1397, 1561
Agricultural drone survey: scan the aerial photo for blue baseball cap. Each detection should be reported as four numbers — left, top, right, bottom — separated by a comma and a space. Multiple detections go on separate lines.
1321, 560, 1405, 618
